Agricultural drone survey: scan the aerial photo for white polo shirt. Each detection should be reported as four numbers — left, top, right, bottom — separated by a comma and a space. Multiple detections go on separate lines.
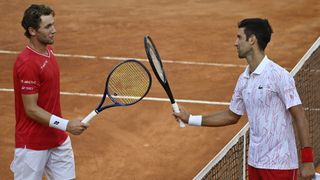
229, 56, 301, 169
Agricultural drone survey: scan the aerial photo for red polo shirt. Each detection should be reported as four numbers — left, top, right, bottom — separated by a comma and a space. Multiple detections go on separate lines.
13, 45, 67, 150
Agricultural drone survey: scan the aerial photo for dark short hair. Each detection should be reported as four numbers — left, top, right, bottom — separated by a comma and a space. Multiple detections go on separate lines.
238, 18, 273, 50
21, 4, 55, 38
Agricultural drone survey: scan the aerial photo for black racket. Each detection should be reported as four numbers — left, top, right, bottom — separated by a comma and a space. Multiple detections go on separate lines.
144, 35, 186, 128
82, 59, 152, 124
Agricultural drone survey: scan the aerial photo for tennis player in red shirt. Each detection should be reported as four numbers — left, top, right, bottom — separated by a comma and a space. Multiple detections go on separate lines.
11, 4, 88, 180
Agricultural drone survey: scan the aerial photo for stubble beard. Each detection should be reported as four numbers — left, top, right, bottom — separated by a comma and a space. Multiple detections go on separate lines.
38, 35, 54, 46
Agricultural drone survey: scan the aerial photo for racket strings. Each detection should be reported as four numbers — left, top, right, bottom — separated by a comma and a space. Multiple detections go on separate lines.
108, 61, 151, 105
146, 43, 166, 83
109, 76, 146, 104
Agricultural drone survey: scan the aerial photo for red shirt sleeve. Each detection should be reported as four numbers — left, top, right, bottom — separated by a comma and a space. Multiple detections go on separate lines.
17, 59, 41, 94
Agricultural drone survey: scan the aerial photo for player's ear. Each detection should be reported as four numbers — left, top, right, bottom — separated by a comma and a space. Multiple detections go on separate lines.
248, 34, 256, 45
28, 27, 37, 36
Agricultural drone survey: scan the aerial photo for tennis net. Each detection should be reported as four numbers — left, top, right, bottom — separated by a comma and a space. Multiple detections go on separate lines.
194, 36, 320, 180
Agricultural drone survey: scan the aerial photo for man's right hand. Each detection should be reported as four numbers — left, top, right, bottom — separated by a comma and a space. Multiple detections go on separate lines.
66, 120, 89, 135
172, 105, 190, 124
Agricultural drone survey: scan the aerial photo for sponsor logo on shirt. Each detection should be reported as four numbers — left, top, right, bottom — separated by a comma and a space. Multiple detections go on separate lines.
21, 86, 34, 90
20, 80, 37, 91
21, 80, 37, 84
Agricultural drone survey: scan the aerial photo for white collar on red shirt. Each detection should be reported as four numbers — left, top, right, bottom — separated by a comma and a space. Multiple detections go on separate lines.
26, 45, 51, 58
243, 55, 270, 78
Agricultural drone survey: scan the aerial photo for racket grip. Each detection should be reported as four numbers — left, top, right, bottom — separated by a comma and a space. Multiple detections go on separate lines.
81, 110, 98, 124
172, 103, 186, 128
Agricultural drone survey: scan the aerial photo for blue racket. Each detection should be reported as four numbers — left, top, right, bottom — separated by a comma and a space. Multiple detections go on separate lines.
82, 59, 152, 124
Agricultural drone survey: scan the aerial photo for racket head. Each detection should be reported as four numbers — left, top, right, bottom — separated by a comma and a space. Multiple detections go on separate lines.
144, 35, 167, 84
144, 35, 176, 103
104, 59, 152, 108
144, 36, 185, 128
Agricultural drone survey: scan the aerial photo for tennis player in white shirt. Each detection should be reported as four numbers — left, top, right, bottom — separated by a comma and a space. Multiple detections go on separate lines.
174, 18, 315, 180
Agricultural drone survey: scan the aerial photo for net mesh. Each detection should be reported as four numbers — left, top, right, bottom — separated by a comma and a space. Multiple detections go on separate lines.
294, 44, 320, 167
194, 37, 320, 180
201, 131, 248, 180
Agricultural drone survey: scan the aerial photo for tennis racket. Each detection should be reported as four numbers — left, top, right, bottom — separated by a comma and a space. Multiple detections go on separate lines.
144, 35, 186, 128
81, 59, 152, 124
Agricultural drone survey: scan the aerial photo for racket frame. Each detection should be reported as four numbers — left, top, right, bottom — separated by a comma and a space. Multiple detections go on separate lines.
144, 35, 186, 128
82, 59, 152, 124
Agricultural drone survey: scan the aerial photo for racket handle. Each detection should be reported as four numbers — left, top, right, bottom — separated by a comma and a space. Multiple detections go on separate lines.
81, 110, 98, 124
172, 103, 186, 128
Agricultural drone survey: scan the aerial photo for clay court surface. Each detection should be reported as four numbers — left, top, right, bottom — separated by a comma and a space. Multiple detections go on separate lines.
0, 0, 319, 179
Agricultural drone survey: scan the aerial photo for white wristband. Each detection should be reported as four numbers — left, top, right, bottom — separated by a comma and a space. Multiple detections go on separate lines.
49, 115, 69, 131
188, 115, 202, 126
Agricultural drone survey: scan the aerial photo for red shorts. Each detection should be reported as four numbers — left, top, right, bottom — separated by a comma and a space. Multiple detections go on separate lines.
248, 165, 298, 180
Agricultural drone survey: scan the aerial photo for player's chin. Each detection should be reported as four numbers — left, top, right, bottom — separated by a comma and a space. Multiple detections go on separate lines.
238, 53, 246, 59
46, 37, 54, 44
48, 39, 54, 44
